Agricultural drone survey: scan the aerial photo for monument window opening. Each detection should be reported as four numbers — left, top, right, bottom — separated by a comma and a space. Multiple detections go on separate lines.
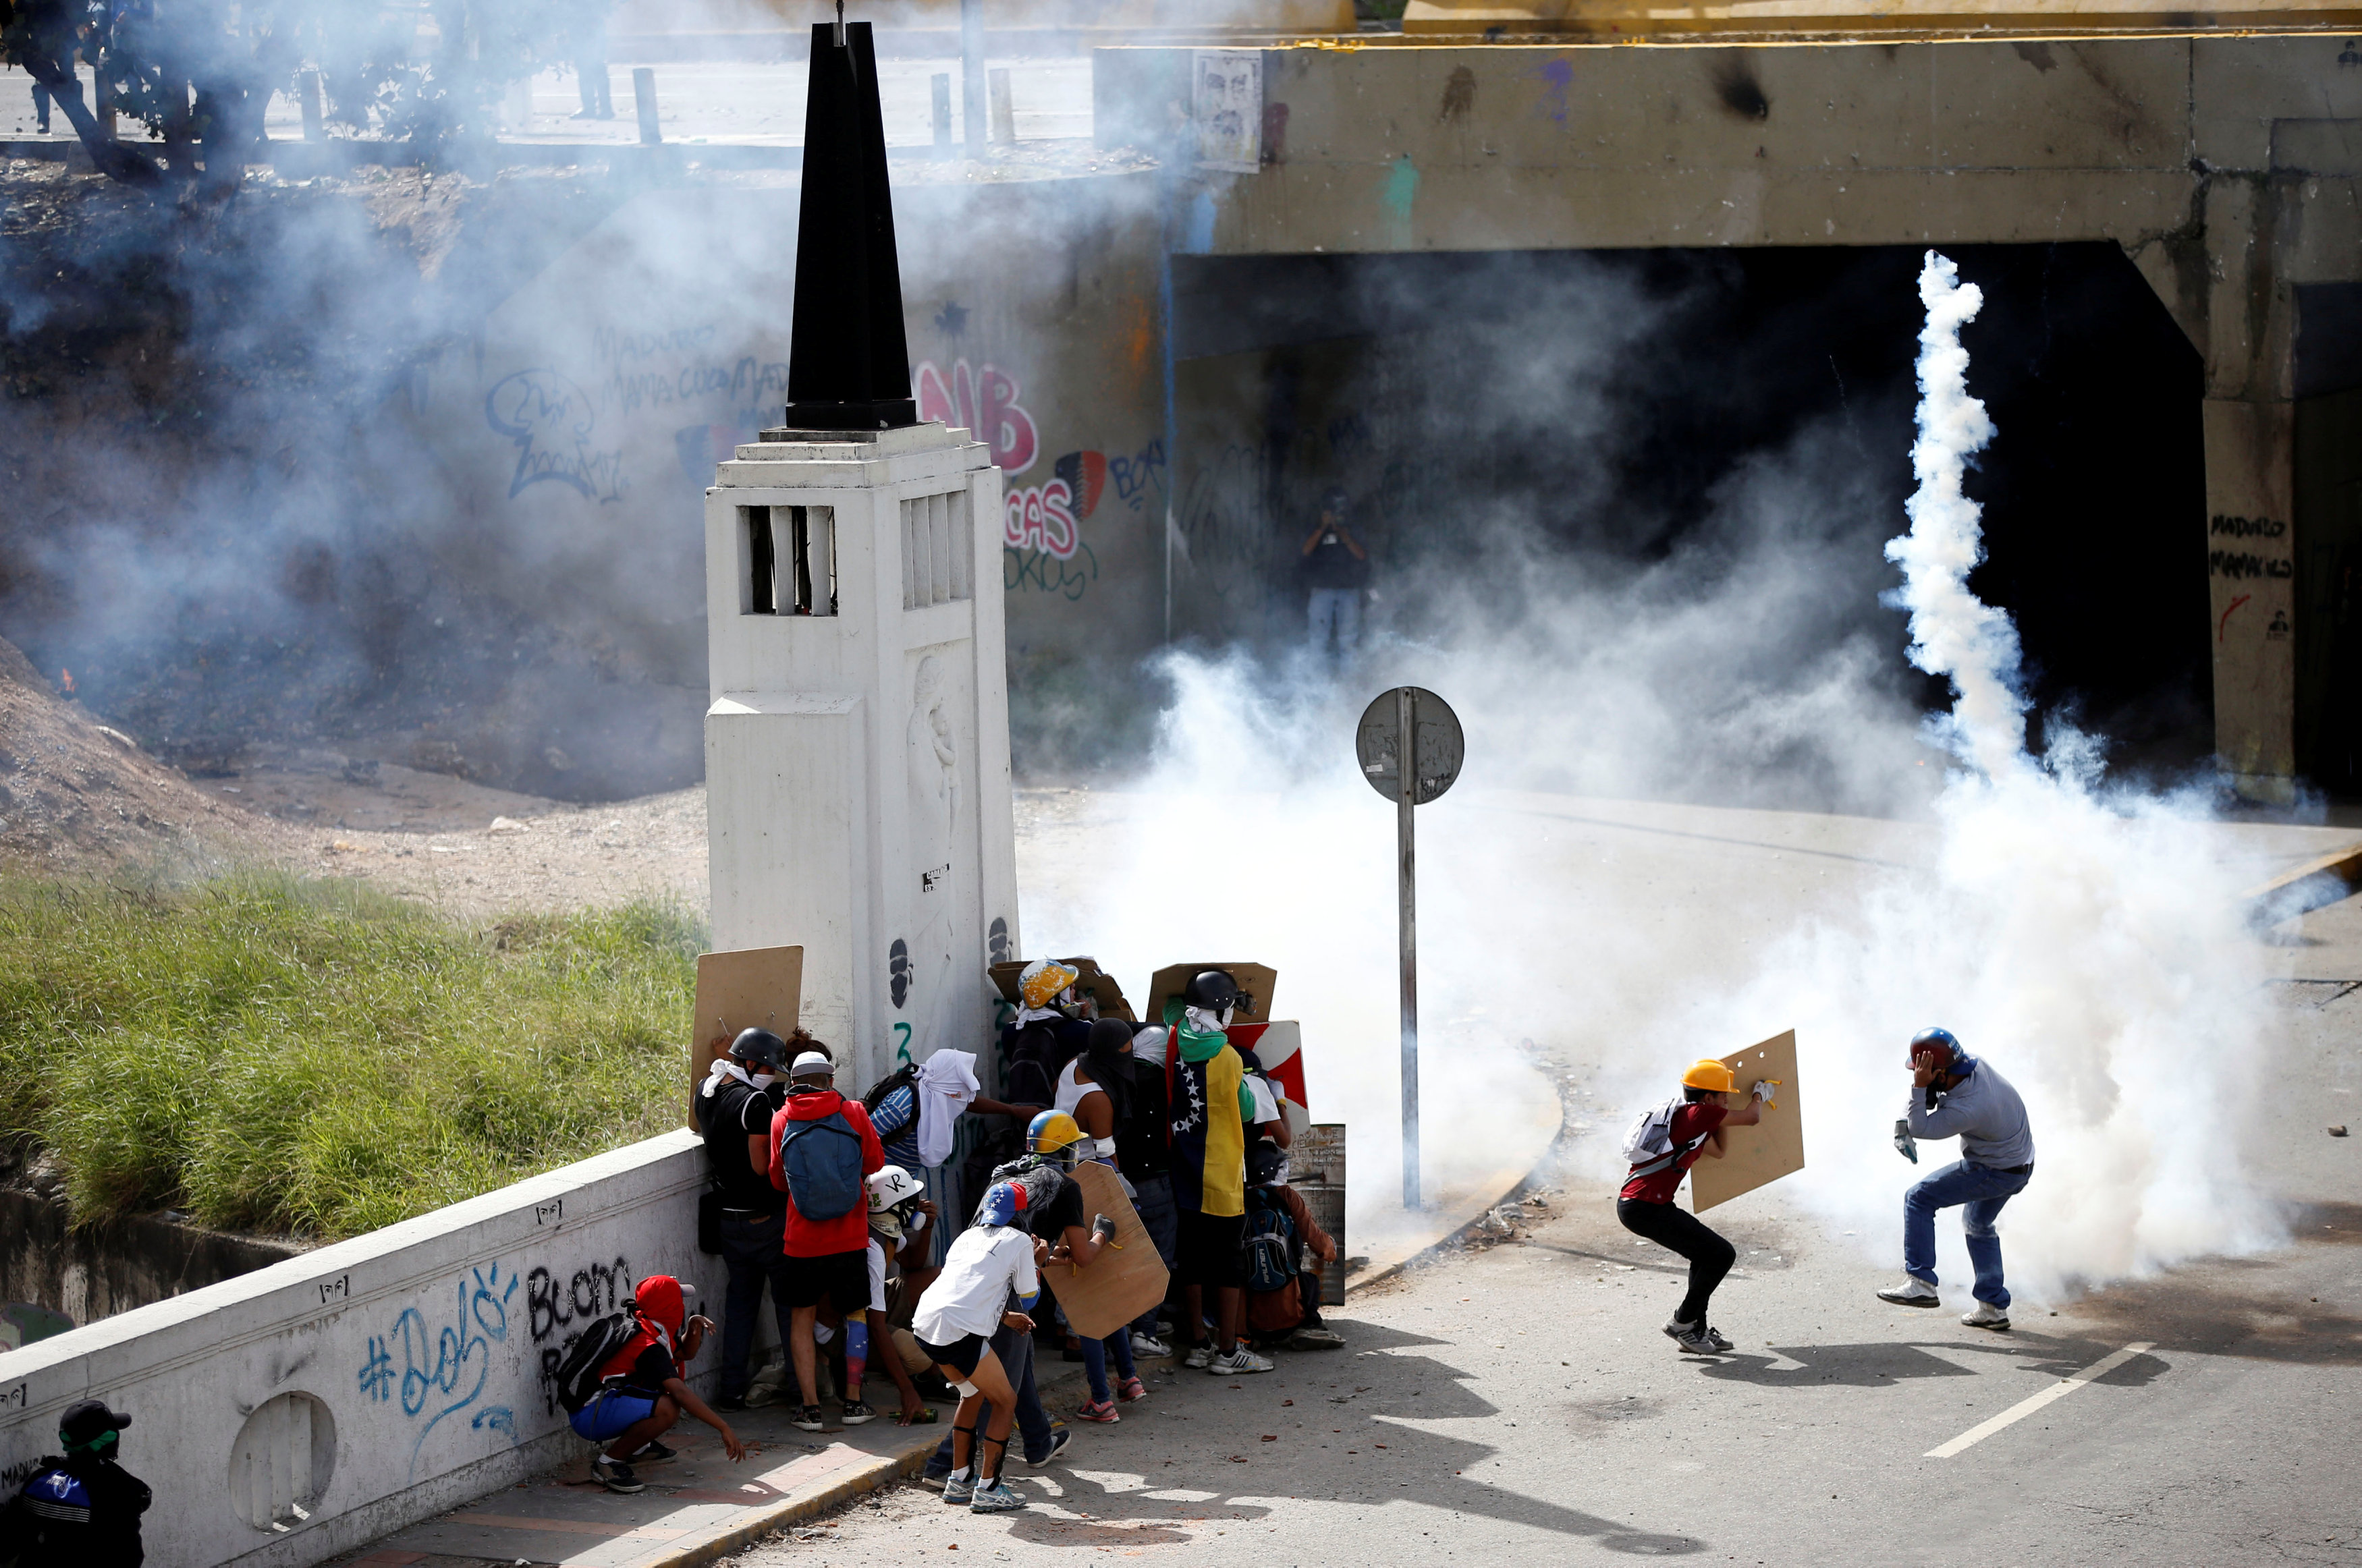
740, 505, 836, 616
902, 491, 972, 609
786, 505, 837, 615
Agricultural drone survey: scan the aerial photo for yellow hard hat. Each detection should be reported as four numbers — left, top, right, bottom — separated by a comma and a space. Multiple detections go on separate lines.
1026, 1109, 1086, 1168
1020, 959, 1079, 1010
1680, 1058, 1737, 1094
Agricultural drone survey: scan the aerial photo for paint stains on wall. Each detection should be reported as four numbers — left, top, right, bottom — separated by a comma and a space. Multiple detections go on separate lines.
1440, 66, 1477, 124
1535, 57, 1572, 125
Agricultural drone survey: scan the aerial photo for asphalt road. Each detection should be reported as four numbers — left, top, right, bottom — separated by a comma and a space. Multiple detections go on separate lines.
725, 839, 2362, 1567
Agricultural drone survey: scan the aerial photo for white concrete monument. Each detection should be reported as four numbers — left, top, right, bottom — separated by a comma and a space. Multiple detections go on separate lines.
703, 426, 1019, 1087
703, 18, 1019, 1090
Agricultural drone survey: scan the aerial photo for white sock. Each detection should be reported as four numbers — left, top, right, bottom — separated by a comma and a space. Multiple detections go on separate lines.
949, 1465, 973, 1482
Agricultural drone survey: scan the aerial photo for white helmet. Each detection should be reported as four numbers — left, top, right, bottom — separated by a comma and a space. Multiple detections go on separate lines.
867, 1165, 923, 1214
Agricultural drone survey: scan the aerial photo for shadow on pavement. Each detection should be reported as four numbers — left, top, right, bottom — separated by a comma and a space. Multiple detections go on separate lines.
1002, 1320, 1711, 1557
1693, 1331, 2169, 1389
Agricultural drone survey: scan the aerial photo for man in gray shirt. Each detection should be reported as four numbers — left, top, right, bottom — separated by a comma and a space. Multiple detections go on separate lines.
1876, 1027, 2035, 1329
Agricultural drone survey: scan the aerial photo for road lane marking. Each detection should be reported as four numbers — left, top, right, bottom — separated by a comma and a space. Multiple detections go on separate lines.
1923, 1341, 2155, 1458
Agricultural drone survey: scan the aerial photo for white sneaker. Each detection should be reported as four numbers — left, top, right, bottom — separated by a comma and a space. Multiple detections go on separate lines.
1182, 1342, 1212, 1369
1960, 1300, 2010, 1330
1208, 1347, 1274, 1375
1130, 1333, 1172, 1357
1877, 1277, 1941, 1307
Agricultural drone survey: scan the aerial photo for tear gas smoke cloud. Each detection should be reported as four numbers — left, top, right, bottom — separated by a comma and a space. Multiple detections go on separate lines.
1022, 252, 2284, 1298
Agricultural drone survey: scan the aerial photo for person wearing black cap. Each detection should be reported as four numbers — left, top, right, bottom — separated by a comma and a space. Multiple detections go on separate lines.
696, 1024, 794, 1409
5, 1399, 150, 1566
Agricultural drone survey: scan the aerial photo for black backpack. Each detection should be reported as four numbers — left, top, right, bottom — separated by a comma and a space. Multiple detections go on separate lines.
552, 1313, 640, 1414
862, 1062, 920, 1116
1242, 1187, 1298, 1295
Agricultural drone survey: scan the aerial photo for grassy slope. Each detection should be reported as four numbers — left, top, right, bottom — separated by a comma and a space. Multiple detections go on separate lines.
0, 872, 697, 1239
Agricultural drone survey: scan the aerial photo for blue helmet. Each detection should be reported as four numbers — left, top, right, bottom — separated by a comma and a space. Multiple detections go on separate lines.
1908, 1026, 1962, 1070
979, 1180, 1029, 1228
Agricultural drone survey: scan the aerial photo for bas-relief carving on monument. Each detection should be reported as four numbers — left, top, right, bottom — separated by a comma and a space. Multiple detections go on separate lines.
898, 647, 973, 1062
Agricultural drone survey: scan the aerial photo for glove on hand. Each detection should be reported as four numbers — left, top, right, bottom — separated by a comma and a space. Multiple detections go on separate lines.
1752, 1079, 1780, 1104
1893, 1119, 1918, 1165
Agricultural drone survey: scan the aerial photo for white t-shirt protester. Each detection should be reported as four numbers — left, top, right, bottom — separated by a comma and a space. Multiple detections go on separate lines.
912, 1224, 1039, 1345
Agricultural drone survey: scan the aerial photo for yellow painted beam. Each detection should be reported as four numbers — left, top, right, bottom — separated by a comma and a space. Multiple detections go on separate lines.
1405, 0, 2362, 34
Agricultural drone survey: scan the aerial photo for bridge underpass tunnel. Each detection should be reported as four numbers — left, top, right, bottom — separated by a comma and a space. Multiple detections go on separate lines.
1168, 242, 2215, 795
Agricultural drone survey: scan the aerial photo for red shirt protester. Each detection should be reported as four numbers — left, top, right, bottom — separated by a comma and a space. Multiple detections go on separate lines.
769, 1088, 885, 1256
1619, 1101, 1727, 1204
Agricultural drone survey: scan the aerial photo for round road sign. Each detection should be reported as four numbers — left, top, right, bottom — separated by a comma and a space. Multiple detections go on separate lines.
1355, 686, 1463, 806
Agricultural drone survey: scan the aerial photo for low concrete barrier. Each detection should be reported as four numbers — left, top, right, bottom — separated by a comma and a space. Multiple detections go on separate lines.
0, 1129, 730, 1568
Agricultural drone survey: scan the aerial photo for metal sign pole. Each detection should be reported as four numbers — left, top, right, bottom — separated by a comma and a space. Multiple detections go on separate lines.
1396, 685, 1420, 1210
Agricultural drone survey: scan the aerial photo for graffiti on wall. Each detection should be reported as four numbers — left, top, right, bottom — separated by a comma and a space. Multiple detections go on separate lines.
1004, 540, 1100, 602
529, 1255, 634, 1416
354, 1262, 520, 1480
916, 360, 1039, 475
1107, 439, 1167, 512
1005, 478, 1079, 559
485, 371, 627, 503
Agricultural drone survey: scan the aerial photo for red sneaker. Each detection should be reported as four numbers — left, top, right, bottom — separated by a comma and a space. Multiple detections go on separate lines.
1116, 1376, 1148, 1404
1076, 1399, 1121, 1424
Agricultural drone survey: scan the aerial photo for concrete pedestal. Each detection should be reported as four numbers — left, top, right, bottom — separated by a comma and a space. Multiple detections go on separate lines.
705, 422, 1018, 1088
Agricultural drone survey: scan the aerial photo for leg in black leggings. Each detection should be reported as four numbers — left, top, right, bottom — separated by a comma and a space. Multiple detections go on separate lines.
1616, 1198, 1737, 1325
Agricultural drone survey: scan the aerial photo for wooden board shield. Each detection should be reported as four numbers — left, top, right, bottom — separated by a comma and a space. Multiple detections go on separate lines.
1051, 1161, 1170, 1339
1145, 962, 1279, 1027
688, 946, 804, 1124
1688, 1029, 1805, 1215
987, 955, 1136, 1023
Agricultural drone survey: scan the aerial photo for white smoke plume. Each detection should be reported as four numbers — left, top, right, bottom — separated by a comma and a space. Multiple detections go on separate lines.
1022, 250, 2286, 1301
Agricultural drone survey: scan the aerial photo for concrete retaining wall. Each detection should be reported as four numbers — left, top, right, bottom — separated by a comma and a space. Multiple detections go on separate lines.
0, 1130, 725, 1568
0, 1187, 305, 1331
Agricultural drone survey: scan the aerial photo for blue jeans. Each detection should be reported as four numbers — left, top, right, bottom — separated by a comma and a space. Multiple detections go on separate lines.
1307, 588, 1360, 654
925, 1316, 1055, 1476
717, 1210, 794, 1400
1129, 1173, 1178, 1338
1904, 1159, 2031, 1308
1078, 1327, 1138, 1403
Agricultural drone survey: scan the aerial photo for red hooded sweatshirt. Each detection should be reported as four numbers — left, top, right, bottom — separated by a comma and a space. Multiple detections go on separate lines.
769, 1088, 885, 1258
597, 1275, 686, 1395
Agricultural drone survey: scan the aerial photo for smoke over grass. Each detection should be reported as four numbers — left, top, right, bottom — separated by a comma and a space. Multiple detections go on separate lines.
1022, 252, 2281, 1301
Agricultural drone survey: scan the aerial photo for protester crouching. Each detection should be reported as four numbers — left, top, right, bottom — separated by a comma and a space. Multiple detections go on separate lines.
1241, 1142, 1343, 1351
5, 1399, 149, 1567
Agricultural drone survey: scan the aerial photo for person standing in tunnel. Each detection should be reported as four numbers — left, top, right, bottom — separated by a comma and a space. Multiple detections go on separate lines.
1299, 487, 1369, 661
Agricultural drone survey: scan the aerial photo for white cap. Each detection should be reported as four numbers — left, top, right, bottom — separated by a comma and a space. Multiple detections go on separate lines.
790, 1051, 833, 1078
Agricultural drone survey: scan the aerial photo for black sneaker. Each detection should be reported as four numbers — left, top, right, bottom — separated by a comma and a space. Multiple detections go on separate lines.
592, 1455, 643, 1494
1699, 1326, 1734, 1353
713, 1394, 748, 1412
840, 1400, 878, 1426
1022, 1428, 1071, 1465
634, 1439, 677, 1461
790, 1404, 827, 1432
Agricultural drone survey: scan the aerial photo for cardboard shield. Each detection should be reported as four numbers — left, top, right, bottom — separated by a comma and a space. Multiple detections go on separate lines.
987, 955, 1136, 1022
1688, 1028, 1805, 1214
688, 946, 804, 1123
1051, 1161, 1169, 1339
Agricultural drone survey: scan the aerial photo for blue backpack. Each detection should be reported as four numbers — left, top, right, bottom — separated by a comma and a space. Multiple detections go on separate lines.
1242, 1187, 1298, 1295
778, 1103, 867, 1221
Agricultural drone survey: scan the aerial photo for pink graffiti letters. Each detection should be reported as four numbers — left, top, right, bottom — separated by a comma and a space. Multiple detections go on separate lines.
1005, 477, 1079, 560
915, 358, 1039, 475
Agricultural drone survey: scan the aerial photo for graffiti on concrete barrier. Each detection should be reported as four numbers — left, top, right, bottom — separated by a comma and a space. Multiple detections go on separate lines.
2209, 550, 2292, 580
2209, 513, 2286, 539
1055, 450, 1108, 520
1006, 478, 1079, 560
485, 370, 626, 503
1005, 541, 1100, 602
355, 1262, 520, 1480
1109, 439, 1167, 511
916, 359, 1039, 476
529, 1254, 636, 1416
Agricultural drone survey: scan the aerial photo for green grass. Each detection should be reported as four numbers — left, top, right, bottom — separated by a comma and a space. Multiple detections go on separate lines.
0, 871, 701, 1238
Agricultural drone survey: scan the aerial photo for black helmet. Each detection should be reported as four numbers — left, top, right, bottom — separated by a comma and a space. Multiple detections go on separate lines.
1183, 969, 1239, 1011
1247, 1141, 1286, 1186
729, 1026, 788, 1073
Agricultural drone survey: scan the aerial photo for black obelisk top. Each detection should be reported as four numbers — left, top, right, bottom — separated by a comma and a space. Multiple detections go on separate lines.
771, 18, 918, 435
